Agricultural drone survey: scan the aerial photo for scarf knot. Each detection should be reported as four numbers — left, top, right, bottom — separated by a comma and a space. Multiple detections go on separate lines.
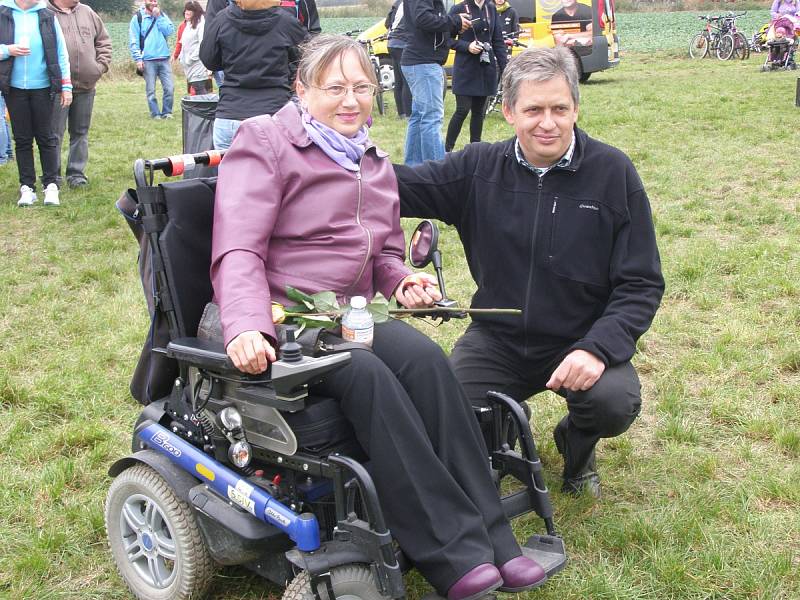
302, 111, 369, 171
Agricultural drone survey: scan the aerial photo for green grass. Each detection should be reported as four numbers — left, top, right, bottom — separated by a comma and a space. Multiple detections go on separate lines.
1, 45, 799, 600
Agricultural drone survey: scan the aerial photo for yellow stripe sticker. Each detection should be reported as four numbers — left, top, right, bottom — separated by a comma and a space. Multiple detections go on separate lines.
196, 463, 215, 481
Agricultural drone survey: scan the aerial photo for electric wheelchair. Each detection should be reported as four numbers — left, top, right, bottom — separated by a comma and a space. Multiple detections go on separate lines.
106, 151, 567, 600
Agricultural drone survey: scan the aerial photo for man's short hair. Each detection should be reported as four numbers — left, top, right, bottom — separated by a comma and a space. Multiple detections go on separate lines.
501, 47, 580, 110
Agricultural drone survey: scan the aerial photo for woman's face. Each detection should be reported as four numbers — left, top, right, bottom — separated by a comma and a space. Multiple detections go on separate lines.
297, 50, 374, 138
184, 9, 193, 20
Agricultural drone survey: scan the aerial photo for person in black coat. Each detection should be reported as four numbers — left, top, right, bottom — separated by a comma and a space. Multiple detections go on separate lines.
444, 0, 507, 152
199, 0, 308, 149
495, 0, 519, 55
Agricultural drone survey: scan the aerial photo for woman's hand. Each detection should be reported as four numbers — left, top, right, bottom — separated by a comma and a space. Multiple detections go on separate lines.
226, 330, 276, 374
468, 40, 483, 54
394, 273, 442, 308
60, 90, 72, 108
7, 44, 31, 57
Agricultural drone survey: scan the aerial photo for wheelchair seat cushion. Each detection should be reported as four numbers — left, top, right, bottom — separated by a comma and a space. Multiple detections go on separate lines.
285, 395, 365, 460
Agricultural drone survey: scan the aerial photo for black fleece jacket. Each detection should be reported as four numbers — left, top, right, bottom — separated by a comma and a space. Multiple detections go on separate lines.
401, 0, 462, 65
199, 6, 307, 120
395, 128, 665, 366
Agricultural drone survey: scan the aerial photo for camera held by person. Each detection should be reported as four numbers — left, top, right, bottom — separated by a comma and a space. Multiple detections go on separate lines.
478, 41, 492, 64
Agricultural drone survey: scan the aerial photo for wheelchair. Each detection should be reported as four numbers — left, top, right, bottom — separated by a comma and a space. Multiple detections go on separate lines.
105, 151, 567, 600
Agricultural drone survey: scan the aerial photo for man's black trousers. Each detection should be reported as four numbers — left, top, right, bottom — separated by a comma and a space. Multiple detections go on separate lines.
311, 319, 520, 594
451, 323, 642, 478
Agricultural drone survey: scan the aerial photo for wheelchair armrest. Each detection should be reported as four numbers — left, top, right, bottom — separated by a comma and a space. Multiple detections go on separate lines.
166, 337, 235, 372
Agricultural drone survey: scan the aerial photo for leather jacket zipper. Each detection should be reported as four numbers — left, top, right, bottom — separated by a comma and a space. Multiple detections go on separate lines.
523, 174, 544, 356
346, 163, 372, 295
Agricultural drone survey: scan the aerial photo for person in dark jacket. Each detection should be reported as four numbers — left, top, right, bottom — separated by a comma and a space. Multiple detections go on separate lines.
204, 0, 320, 33
444, 0, 506, 152
396, 47, 664, 499
401, 0, 470, 165
199, 0, 308, 149
385, 0, 411, 118
495, 0, 519, 50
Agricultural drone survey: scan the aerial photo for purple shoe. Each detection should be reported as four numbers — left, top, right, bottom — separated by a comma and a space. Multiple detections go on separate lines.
446, 563, 503, 600
497, 555, 547, 592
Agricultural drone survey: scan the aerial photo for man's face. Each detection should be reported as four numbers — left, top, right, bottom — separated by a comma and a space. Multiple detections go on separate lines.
502, 76, 578, 168
561, 0, 577, 9
145, 0, 159, 11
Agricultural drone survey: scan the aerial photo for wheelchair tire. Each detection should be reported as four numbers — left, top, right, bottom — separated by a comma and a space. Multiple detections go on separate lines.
283, 566, 386, 600
105, 464, 214, 600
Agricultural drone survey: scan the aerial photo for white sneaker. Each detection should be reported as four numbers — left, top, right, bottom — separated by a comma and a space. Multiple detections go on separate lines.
43, 183, 60, 206
17, 185, 36, 207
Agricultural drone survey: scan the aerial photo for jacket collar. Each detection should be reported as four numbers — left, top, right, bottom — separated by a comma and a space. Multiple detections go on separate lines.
503, 126, 586, 173
273, 101, 388, 159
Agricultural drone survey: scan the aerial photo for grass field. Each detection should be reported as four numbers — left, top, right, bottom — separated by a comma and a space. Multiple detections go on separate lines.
1, 23, 799, 600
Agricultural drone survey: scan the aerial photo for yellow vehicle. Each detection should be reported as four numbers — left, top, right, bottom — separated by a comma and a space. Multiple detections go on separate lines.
358, 0, 619, 86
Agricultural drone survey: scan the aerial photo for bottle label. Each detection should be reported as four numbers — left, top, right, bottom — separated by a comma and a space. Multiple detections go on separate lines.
341, 324, 374, 346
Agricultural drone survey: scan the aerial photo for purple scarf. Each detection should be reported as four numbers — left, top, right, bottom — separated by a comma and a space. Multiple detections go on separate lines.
302, 111, 370, 171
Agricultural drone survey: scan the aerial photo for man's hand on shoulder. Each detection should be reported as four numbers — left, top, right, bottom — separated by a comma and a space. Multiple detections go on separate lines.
546, 349, 605, 393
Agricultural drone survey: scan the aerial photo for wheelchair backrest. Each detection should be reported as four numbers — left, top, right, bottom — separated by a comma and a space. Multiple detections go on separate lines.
157, 177, 217, 339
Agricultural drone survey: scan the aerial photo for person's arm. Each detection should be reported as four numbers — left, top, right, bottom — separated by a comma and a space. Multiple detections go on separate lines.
510, 8, 519, 35
569, 183, 665, 367
211, 119, 285, 350
394, 147, 474, 225
771, 0, 782, 19
448, 3, 472, 52
172, 20, 185, 60
287, 23, 310, 89
92, 12, 113, 72
199, 16, 222, 72
157, 12, 175, 37
385, 1, 398, 29
491, 8, 507, 71
300, 0, 321, 34
205, 0, 226, 24
128, 14, 142, 62
191, 19, 204, 62
406, 0, 463, 34
53, 18, 72, 106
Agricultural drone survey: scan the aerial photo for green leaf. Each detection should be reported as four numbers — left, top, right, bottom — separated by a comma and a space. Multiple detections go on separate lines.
293, 315, 339, 330
367, 293, 390, 323
283, 303, 310, 314
311, 291, 340, 313
286, 286, 315, 310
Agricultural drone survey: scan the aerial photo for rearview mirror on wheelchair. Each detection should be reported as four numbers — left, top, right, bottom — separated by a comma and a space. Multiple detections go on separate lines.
107, 152, 566, 600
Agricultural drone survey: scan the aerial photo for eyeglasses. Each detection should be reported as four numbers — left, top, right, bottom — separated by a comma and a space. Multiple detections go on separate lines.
312, 83, 378, 98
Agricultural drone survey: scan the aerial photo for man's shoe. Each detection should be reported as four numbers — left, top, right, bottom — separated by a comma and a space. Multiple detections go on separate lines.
68, 177, 88, 188
553, 418, 602, 498
151, 114, 162, 119
447, 564, 503, 600
497, 555, 547, 592
162, 113, 173, 119
43, 183, 60, 206
17, 185, 36, 206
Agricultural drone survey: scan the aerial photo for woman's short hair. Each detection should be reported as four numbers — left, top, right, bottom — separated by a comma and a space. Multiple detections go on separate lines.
183, 1, 203, 27
501, 47, 580, 110
297, 34, 377, 89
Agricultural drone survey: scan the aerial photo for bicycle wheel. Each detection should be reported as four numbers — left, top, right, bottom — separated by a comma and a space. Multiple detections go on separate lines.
733, 32, 749, 59
372, 60, 385, 116
485, 93, 499, 116
689, 33, 710, 59
717, 34, 734, 60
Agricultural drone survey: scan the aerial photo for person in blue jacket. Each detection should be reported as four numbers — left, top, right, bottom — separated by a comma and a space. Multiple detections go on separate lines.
129, 0, 175, 119
444, 0, 506, 152
0, 0, 72, 207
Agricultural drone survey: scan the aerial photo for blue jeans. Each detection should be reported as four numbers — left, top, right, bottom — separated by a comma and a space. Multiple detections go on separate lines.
143, 58, 174, 117
401, 63, 445, 165
212, 117, 242, 150
0, 92, 10, 163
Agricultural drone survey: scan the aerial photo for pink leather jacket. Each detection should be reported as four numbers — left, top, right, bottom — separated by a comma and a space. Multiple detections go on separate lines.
211, 102, 411, 347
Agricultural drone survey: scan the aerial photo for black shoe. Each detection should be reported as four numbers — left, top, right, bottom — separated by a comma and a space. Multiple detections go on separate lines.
553, 418, 601, 498
68, 177, 88, 188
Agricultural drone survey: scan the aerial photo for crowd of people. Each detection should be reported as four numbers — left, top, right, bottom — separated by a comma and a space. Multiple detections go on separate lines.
0, 0, 669, 598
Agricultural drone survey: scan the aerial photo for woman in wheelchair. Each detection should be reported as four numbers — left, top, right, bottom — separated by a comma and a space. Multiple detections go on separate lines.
210, 34, 546, 599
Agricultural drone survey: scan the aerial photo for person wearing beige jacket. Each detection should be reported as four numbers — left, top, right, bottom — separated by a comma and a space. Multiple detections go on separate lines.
47, 0, 110, 187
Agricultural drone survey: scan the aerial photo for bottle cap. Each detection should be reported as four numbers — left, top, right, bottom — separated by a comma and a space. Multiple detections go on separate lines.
350, 296, 367, 309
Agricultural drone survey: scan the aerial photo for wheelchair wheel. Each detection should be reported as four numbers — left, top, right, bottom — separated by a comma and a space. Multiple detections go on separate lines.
283, 565, 386, 600
689, 33, 709, 59
716, 34, 735, 60
105, 464, 213, 600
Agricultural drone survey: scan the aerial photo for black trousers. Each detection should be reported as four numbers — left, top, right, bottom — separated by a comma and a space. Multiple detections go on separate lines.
389, 46, 412, 117
6, 87, 59, 189
451, 323, 642, 478
445, 94, 487, 152
312, 319, 520, 593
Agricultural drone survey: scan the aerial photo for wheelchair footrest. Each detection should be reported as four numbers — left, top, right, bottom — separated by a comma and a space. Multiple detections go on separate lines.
522, 534, 568, 578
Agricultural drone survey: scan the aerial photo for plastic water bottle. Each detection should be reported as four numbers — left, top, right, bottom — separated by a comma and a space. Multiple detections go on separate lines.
341, 296, 374, 347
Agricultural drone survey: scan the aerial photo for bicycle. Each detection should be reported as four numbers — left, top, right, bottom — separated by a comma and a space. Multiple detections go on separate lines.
689, 13, 749, 60
345, 30, 387, 116
484, 32, 528, 116
724, 12, 750, 60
